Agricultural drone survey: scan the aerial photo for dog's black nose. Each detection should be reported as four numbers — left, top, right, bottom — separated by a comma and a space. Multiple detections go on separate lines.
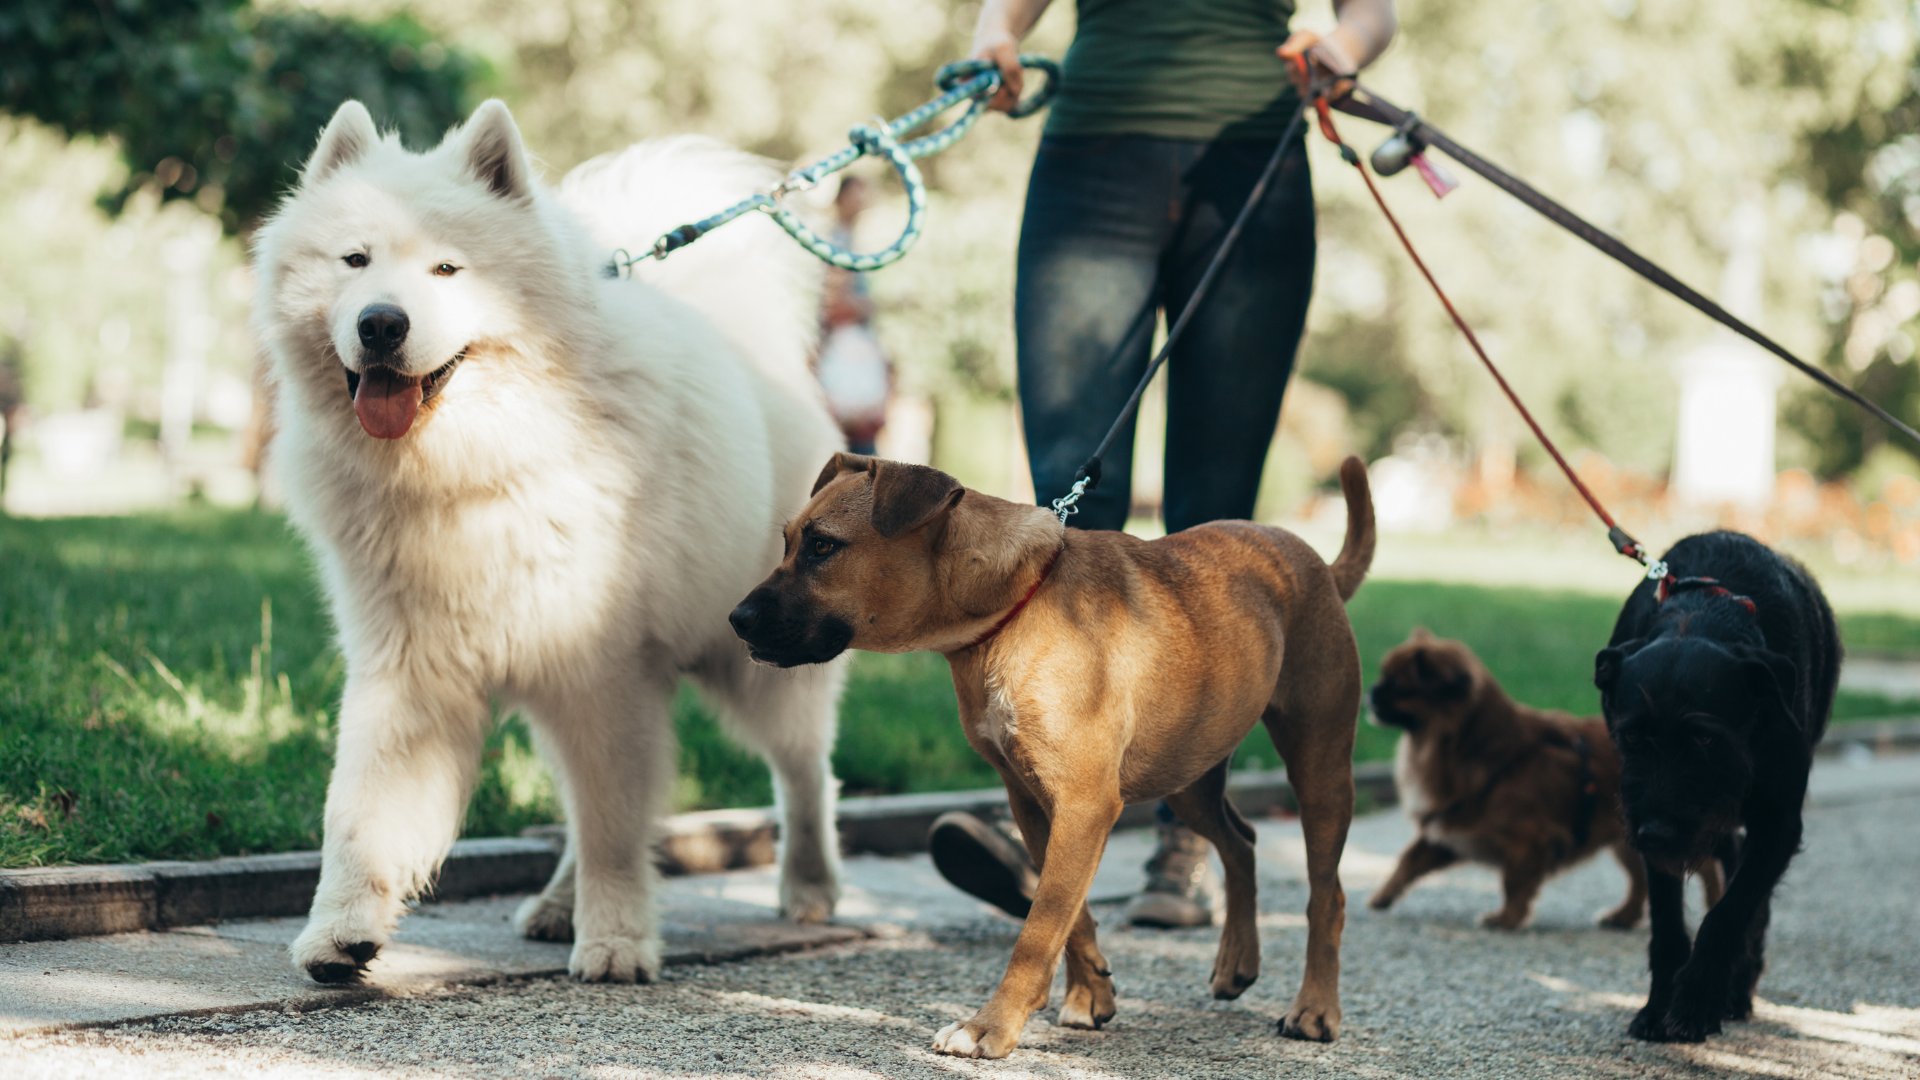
1635, 821, 1681, 852
728, 595, 763, 638
358, 304, 410, 351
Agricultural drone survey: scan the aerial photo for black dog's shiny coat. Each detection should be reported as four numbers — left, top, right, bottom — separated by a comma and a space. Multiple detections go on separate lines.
1594, 531, 1840, 1043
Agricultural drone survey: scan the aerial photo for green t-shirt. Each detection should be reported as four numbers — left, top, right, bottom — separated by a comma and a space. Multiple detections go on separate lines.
1045, 0, 1300, 142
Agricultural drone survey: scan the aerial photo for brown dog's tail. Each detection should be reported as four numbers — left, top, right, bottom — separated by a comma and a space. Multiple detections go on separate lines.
1329, 455, 1375, 603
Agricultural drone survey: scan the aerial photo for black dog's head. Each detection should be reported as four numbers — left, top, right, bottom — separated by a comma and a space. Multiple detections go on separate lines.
1594, 634, 1795, 872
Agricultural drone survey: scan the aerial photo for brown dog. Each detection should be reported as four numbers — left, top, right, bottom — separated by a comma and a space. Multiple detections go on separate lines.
1367, 630, 1721, 929
730, 453, 1376, 1059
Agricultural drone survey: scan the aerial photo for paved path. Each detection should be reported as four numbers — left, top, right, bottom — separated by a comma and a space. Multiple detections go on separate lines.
7, 753, 1919, 1078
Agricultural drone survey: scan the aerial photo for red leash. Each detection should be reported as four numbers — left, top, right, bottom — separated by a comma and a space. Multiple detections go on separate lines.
1288, 55, 1654, 571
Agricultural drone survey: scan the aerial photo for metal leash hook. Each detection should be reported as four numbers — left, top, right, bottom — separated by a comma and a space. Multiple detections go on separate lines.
1050, 476, 1089, 525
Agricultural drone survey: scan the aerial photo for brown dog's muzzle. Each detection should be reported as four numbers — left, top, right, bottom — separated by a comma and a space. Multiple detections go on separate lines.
1367, 682, 1421, 731
729, 583, 853, 668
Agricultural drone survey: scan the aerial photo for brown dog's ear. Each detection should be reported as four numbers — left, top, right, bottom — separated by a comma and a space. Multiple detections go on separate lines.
1410, 626, 1433, 642
812, 451, 876, 496
869, 460, 963, 538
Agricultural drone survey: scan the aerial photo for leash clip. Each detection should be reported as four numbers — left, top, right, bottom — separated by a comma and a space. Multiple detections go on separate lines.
773, 169, 820, 199
1050, 477, 1088, 525
1645, 559, 1669, 582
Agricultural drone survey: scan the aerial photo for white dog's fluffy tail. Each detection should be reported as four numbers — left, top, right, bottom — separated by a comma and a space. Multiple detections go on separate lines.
559, 137, 822, 380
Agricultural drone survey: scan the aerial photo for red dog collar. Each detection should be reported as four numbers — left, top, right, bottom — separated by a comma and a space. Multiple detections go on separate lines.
962, 544, 1064, 652
1657, 573, 1758, 616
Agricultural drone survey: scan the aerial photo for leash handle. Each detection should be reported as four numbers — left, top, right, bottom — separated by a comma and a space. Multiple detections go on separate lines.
619, 55, 1060, 275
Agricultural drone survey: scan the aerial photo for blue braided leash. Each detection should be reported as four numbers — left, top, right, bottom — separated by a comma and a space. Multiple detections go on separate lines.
608, 56, 1060, 276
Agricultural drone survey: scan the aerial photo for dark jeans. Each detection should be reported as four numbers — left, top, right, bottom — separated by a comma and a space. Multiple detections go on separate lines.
1016, 133, 1316, 531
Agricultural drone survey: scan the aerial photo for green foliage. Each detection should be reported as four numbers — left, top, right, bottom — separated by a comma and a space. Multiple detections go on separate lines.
1790, 24, 1920, 477
0, 0, 482, 234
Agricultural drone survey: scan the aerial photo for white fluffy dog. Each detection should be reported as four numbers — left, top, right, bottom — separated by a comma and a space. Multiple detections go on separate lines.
252, 99, 847, 984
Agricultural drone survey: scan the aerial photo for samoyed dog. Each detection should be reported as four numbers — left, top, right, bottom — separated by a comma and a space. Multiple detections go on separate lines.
253, 99, 847, 984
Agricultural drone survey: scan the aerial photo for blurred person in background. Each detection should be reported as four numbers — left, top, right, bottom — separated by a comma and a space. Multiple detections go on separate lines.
927, 0, 1397, 929
815, 176, 894, 455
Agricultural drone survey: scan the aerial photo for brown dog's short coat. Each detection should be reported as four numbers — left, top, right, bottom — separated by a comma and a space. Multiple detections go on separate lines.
731, 453, 1377, 1059
1367, 631, 1722, 929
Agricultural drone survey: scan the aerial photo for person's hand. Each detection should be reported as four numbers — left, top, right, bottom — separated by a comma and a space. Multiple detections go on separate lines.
971, 32, 1024, 113
1278, 30, 1356, 100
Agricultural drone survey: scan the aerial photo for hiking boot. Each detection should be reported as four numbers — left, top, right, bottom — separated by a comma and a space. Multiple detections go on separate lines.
1125, 822, 1219, 928
928, 811, 1037, 919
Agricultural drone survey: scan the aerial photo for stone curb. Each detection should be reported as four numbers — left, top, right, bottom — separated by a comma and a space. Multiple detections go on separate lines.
6, 721, 1915, 945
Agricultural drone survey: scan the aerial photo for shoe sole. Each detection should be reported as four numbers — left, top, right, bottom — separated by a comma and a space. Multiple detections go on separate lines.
928, 816, 1035, 920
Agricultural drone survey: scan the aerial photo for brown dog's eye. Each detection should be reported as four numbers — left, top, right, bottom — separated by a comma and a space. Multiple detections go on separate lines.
343, 252, 369, 268
810, 538, 837, 558
432, 262, 460, 277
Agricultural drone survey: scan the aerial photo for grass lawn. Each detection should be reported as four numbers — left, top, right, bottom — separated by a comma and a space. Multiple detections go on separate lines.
3, 508, 1917, 869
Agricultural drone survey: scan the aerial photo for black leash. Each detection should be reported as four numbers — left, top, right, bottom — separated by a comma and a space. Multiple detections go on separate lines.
1334, 84, 1920, 451
1049, 101, 1313, 523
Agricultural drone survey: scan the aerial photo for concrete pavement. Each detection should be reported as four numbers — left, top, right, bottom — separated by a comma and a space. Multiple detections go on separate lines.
6, 752, 1918, 1078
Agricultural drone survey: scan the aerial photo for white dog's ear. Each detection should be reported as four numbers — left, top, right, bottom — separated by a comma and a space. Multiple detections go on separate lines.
304, 100, 378, 184
461, 100, 532, 201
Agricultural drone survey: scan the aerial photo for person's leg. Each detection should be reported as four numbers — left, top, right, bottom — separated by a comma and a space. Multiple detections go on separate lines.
1159, 134, 1316, 533
1016, 136, 1175, 531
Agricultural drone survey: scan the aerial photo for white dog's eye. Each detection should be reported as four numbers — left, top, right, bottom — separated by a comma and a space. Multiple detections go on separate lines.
432, 262, 461, 277
343, 252, 369, 268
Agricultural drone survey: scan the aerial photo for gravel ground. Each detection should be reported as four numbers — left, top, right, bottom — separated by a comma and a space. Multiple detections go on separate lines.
11, 779, 1918, 1079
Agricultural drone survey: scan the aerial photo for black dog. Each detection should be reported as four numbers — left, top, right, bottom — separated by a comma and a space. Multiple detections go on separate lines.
1594, 531, 1840, 1042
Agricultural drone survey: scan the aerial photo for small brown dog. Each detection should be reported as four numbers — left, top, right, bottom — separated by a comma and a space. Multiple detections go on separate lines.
730, 453, 1376, 1058
1368, 630, 1720, 929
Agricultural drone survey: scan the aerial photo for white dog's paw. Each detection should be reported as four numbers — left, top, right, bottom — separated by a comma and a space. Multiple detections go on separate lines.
779, 873, 840, 925
513, 894, 575, 942
568, 934, 661, 983
290, 920, 384, 985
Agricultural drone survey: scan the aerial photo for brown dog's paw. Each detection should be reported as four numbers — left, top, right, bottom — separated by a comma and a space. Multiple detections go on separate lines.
1479, 909, 1528, 931
1278, 999, 1341, 1043
1058, 971, 1116, 1030
1366, 891, 1396, 911
1597, 906, 1643, 931
932, 1015, 1021, 1059
1210, 939, 1260, 1000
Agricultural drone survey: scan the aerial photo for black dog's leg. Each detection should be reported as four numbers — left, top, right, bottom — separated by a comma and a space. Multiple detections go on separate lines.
1628, 869, 1691, 1040
1723, 892, 1770, 1021
1654, 803, 1802, 1042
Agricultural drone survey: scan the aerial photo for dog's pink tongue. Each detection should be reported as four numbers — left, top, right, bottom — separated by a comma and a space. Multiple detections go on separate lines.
352, 367, 423, 439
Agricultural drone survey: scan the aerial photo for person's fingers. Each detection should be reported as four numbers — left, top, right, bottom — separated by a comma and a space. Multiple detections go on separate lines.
991, 43, 1023, 112
1276, 29, 1321, 61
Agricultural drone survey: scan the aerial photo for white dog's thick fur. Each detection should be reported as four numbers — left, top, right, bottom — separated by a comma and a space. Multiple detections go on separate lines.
252, 99, 847, 984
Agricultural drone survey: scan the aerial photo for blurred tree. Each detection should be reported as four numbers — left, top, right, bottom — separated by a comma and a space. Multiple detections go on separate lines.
1793, 18, 1920, 477
0, 0, 483, 235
